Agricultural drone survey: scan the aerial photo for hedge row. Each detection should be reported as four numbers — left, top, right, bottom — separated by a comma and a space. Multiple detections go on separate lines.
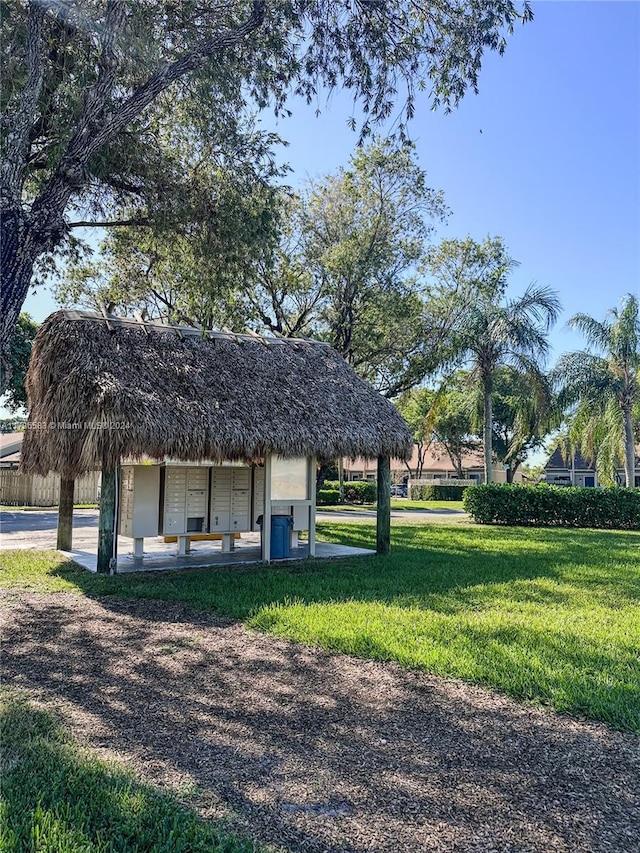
409, 484, 468, 501
463, 483, 640, 529
317, 488, 341, 506
323, 480, 377, 504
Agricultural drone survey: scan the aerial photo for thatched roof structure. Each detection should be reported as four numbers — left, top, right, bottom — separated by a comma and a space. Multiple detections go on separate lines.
21, 311, 413, 477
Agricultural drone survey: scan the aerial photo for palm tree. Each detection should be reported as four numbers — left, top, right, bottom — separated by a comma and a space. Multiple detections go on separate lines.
554, 294, 639, 487
471, 365, 557, 483
461, 284, 561, 483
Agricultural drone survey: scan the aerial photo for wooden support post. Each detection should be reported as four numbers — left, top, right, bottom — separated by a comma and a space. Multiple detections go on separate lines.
97, 466, 117, 574
57, 477, 75, 551
262, 454, 272, 562
376, 455, 391, 556
308, 455, 316, 558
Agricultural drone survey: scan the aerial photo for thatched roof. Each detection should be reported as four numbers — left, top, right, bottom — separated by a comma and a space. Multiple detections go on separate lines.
21, 311, 413, 477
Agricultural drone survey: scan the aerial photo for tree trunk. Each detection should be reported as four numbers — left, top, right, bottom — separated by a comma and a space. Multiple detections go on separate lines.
623, 407, 636, 488
56, 478, 75, 551
0, 209, 38, 360
483, 379, 493, 484
97, 465, 118, 573
376, 455, 391, 555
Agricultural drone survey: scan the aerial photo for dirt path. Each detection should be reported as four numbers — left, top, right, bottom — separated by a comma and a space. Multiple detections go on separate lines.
2, 591, 638, 853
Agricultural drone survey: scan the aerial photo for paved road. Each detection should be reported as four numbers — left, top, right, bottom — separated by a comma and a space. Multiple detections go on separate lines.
316, 508, 466, 523
0, 506, 466, 551
0, 509, 99, 550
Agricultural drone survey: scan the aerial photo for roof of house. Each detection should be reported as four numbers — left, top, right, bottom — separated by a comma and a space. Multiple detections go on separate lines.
417, 444, 485, 471
20, 311, 413, 477
545, 447, 594, 470
545, 445, 640, 471
344, 443, 485, 471
0, 432, 24, 459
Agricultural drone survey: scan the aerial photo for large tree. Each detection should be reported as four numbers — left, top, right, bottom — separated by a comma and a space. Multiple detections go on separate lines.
484, 365, 555, 482
55, 167, 282, 330
554, 294, 639, 487
395, 378, 479, 479
65, 138, 460, 397
426, 237, 560, 482
1, 0, 533, 361
248, 138, 450, 396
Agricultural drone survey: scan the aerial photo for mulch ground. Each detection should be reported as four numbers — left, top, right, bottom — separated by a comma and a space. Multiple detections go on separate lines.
2, 590, 638, 853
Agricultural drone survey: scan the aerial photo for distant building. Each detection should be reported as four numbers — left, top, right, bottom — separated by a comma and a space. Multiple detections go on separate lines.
343, 443, 520, 484
543, 447, 640, 487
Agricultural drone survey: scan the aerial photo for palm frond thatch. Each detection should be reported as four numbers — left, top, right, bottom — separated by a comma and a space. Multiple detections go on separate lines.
21, 311, 413, 477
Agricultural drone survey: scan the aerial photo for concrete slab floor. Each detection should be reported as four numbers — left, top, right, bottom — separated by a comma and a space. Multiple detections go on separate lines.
62, 531, 374, 574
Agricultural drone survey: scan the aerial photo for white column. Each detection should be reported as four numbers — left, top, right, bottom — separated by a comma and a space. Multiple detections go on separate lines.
308, 455, 316, 557
262, 454, 272, 562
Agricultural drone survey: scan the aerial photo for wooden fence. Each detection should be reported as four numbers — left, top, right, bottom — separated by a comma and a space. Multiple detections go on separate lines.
0, 470, 101, 506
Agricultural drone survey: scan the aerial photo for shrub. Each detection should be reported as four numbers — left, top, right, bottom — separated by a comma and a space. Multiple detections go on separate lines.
343, 480, 377, 504
317, 488, 341, 506
410, 484, 468, 501
322, 480, 377, 504
463, 483, 640, 529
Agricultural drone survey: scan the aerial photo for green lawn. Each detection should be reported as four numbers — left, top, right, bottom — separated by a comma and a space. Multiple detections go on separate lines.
1, 522, 639, 731
318, 499, 466, 512
0, 693, 260, 853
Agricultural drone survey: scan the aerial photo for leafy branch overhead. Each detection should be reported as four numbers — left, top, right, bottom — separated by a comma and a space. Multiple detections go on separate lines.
2, 0, 533, 360
61, 138, 456, 398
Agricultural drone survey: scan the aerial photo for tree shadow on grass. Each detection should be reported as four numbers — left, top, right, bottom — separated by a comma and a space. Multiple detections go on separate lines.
3, 595, 639, 853
33, 522, 640, 733
0, 693, 260, 852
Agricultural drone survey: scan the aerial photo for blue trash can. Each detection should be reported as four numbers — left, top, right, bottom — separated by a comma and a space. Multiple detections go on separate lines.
270, 515, 293, 559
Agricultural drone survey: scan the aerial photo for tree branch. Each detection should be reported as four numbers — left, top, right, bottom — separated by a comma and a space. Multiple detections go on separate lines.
30, 0, 267, 241
1, 1, 45, 203
67, 218, 151, 229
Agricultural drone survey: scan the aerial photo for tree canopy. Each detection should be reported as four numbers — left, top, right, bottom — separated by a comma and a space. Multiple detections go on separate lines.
486, 365, 555, 481
1, 312, 39, 412
424, 236, 560, 482
1, 0, 533, 363
63, 138, 461, 397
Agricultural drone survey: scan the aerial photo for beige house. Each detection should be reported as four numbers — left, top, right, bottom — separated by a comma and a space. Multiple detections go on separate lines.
344, 443, 519, 485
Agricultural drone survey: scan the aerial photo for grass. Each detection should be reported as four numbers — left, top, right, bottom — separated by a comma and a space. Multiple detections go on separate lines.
318, 499, 465, 512
391, 498, 465, 511
0, 692, 260, 853
1, 522, 639, 732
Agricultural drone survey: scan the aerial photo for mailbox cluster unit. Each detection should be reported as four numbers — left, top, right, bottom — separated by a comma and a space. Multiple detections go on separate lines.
119, 461, 311, 558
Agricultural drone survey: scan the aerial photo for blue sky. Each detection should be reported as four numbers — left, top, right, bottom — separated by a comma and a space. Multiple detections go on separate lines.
12, 0, 640, 422
255, 0, 640, 360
